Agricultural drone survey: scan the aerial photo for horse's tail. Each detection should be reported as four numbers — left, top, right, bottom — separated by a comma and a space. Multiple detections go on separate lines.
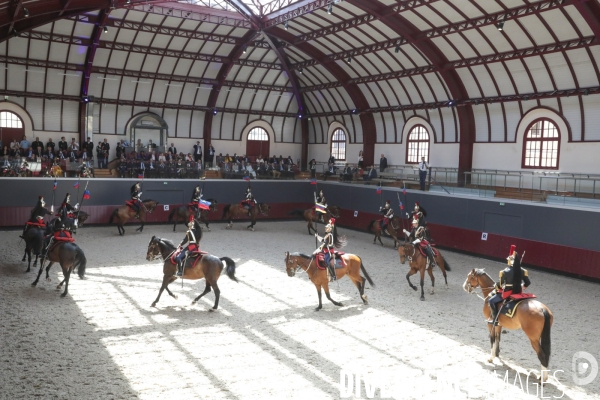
539, 308, 552, 367
367, 219, 377, 232
222, 204, 231, 219
168, 208, 178, 222
441, 255, 451, 271
109, 208, 118, 224
75, 246, 87, 279
220, 257, 238, 282
288, 209, 304, 217
358, 257, 375, 288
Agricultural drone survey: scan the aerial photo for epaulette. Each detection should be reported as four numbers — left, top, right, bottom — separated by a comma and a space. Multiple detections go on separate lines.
499, 270, 504, 278
523, 268, 528, 277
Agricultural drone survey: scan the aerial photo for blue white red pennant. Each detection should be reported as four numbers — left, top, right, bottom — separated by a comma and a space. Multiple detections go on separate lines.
376, 186, 382, 194
315, 203, 327, 213
53, 180, 57, 190
198, 200, 211, 210
83, 190, 90, 200
310, 178, 317, 185
243, 176, 250, 181
73, 181, 79, 189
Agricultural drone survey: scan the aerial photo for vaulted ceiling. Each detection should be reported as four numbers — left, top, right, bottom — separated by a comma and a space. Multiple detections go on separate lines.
0, 0, 599, 162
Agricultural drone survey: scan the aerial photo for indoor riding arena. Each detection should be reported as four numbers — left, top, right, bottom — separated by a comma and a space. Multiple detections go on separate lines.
1, 1, 599, 400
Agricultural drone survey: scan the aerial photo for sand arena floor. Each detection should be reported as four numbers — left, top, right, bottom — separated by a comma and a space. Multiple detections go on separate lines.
1, 220, 599, 400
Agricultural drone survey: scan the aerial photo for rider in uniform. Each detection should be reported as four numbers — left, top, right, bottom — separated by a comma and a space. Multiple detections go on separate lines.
379, 200, 394, 233
487, 245, 531, 325
403, 218, 436, 267
315, 190, 327, 223
175, 218, 202, 277
57, 193, 78, 227
130, 182, 142, 218
242, 187, 255, 217
314, 218, 346, 281
190, 185, 202, 216
43, 206, 75, 256
20, 196, 48, 238
412, 202, 427, 227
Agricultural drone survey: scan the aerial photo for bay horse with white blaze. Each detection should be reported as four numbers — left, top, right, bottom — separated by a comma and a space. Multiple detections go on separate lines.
146, 236, 238, 310
463, 269, 553, 381
284, 251, 374, 311
288, 206, 341, 235
109, 199, 159, 235
222, 202, 270, 231
168, 198, 218, 232
367, 216, 402, 249
398, 242, 451, 300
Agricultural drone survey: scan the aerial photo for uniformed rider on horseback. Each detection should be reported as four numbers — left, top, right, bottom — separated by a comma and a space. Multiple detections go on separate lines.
57, 193, 78, 226
315, 190, 327, 223
379, 200, 394, 233
130, 182, 143, 218
20, 196, 48, 238
242, 186, 255, 217
403, 218, 436, 267
314, 218, 346, 282
487, 245, 531, 325
190, 185, 202, 217
412, 202, 427, 227
175, 218, 202, 277
43, 206, 75, 257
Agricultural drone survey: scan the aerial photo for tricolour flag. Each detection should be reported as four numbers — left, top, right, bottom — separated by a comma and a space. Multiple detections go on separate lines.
399, 201, 404, 210
310, 178, 317, 185
403, 187, 407, 195
376, 186, 382, 194
73, 181, 79, 189
53, 180, 57, 190
198, 200, 211, 210
315, 203, 327, 213
83, 190, 90, 200
243, 176, 250, 181
138, 173, 144, 179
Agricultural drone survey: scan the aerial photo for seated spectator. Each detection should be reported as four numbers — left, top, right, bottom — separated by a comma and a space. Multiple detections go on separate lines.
323, 163, 336, 180
270, 163, 280, 178
363, 165, 377, 182
0, 145, 9, 157
158, 152, 166, 162
340, 163, 353, 182
256, 154, 264, 164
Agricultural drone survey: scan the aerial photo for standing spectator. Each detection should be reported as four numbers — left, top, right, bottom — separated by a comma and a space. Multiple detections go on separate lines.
84, 137, 94, 160
148, 139, 156, 149
116, 140, 125, 159
20, 135, 30, 153
96, 142, 103, 168
358, 150, 364, 169
69, 138, 79, 159
168, 143, 177, 154
418, 156, 429, 191
31, 137, 43, 156
379, 153, 388, 173
328, 153, 336, 166
193, 141, 202, 164
207, 144, 215, 167
101, 138, 110, 168
309, 159, 316, 178
58, 136, 68, 152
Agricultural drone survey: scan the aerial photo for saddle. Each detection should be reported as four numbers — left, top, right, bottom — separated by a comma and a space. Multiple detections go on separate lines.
26, 221, 46, 227
169, 249, 208, 270
416, 240, 438, 257
497, 293, 537, 318
316, 251, 346, 270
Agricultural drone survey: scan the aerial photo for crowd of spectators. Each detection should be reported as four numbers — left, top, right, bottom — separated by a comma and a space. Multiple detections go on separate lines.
217, 153, 298, 179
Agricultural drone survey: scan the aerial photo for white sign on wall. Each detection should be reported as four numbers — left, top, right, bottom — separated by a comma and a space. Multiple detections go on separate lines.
164, 205, 169, 211
481, 232, 488, 241
354, 211, 358, 217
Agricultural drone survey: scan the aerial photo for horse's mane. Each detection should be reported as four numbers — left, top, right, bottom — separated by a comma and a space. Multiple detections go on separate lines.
473, 268, 487, 276
143, 199, 158, 204
290, 252, 312, 259
157, 237, 176, 249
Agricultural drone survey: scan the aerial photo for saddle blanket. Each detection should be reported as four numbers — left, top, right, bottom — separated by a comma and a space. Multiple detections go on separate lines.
417, 241, 438, 258
499, 293, 537, 318
169, 250, 208, 269
316, 252, 346, 270
26, 221, 46, 227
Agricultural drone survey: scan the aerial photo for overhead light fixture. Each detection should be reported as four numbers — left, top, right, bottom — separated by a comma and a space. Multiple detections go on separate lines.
103, 26, 108, 33
12, 29, 18, 38
167, 9, 173, 14
327, 4, 333, 14
346, 57, 351, 63
213, 109, 218, 115
474, 100, 479, 105
497, 15, 506, 31
148, 6, 153, 11
23, 7, 29, 18
284, 20, 288, 30
395, 46, 400, 53
243, 46, 247, 53
298, 67, 303, 74
447, 100, 455, 107
584, 89, 589, 96
126, 0, 131, 4
185, 12, 191, 17
298, 114, 302, 119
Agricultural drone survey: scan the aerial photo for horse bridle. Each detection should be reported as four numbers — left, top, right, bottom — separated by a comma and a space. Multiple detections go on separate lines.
403, 245, 416, 262
147, 238, 175, 261
465, 273, 495, 301
258, 204, 269, 216
327, 207, 339, 218
141, 201, 154, 214
288, 256, 312, 275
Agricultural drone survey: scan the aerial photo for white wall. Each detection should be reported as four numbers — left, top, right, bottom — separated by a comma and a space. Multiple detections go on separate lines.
308, 121, 364, 165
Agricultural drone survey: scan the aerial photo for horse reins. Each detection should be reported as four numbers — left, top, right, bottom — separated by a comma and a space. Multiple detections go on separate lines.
465, 275, 495, 301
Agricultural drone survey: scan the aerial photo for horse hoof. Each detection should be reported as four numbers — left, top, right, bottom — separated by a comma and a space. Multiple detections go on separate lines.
191, 301, 196, 305
209, 308, 216, 312
430, 289, 434, 295
336, 303, 343, 307
151, 303, 157, 308
314, 307, 321, 311
487, 358, 494, 364
21, 258, 26, 262
46, 278, 51, 282
60, 293, 67, 298
411, 286, 417, 291
31, 282, 37, 287
173, 295, 178, 300
207, 229, 211, 232
420, 297, 425, 301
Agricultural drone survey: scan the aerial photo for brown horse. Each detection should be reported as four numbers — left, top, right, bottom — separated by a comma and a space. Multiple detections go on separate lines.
288, 206, 341, 235
367, 216, 403, 249
398, 243, 451, 301
146, 236, 237, 310
22, 225, 46, 273
463, 269, 553, 381
31, 241, 87, 297
284, 251, 374, 311
222, 202, 270, 231
109, 199, 159, 235
168, 198, 218, 232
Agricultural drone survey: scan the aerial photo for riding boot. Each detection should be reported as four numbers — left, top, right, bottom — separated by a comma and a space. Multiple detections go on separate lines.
328, 261, 336, 282
488, 300, 499, 325
175, 261, 184, 277
19, 224, 28, 239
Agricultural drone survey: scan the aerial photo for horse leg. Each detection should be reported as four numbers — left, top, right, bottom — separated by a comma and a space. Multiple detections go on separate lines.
378, 234, 384, 246
352, 274, 368, 305
419, 267, 425, 301
427, 267, 435, 295
192, 282, 211, 305
323, 282, 343, 307
314, 284, 323, 311
32, 258, 47, 286
25, 250, 32, 273
209, 281, 221, 311
45, 262, 54, 282
406, 268, 418, 291
22, 247, 27, 262
60, 266, 72, 297
151, 275, 172, 307
164, 277, 178, 300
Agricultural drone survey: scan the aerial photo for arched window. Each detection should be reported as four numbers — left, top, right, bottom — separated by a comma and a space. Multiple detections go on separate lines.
331, 129, 346, 161
406, 125, 429, 164
248, 127, 268, 141
522, 119, 559, 169
0, 111, 23, 128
